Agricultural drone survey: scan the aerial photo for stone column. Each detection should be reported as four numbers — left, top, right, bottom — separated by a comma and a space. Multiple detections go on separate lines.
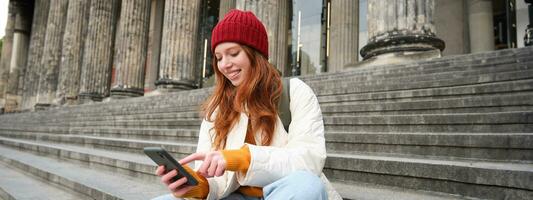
219, 0, 236, 19
79, 0, 120, 102
329, 0, 359, 72
144, 0, 164, 94
55, 0, 90, 105
468, 0, 495, 52
110, 0, 151, 98
360, 0, 445, 60
35, 0, 69, 109
156, 0, 201, 90
4, 1, 32, 112
0, 1, 17, 110
434, 0, 467, 56
236, 0, 289, 71
276, 0, 290, 76
21, 0, 50, 111
523, 0, 532, 46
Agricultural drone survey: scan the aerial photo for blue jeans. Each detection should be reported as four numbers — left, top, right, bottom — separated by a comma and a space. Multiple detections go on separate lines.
152, 171, 328, 200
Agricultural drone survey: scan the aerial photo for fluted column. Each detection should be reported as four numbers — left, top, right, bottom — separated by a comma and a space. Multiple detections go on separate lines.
276, 0, 290, 76
4, 1, 32, 112
55, 0, 90, 105
35, 0, 69, 109
111, 0, 151, 98
79, 0, 120, 102
219, 0, 236, 19
329, 0, 359, 72
360, 0, 445, 60
21, 0, 50, 110
236, 0, 289, 70
0, 1, 17, 110
144, 0, 164, 93
156, 0, 201, 90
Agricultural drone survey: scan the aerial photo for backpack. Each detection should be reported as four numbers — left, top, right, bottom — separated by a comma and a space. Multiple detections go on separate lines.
278, 78, 291, 132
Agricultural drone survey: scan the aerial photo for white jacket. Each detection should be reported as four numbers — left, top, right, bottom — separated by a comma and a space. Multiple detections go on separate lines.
193, 78, 342, 200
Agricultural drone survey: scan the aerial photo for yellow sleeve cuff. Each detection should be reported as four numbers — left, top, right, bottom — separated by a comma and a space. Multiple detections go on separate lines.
221, 145, 251, 173
173, 165, 209, 199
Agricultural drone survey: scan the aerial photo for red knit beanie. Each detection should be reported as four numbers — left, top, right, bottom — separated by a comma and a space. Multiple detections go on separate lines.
211, 9, 269, 59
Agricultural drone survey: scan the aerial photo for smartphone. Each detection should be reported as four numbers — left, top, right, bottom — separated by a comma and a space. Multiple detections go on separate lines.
143, 147, 198, 186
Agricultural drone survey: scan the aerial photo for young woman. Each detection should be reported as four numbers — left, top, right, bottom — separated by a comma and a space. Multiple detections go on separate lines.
153, 9, 341, 200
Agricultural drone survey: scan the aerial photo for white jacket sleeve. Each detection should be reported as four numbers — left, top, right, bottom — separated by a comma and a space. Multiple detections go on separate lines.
238, 78, 327, 187
194, 120, 224, 200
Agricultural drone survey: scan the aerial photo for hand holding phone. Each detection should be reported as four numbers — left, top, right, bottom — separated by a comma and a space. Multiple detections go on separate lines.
144, 147, 198, 186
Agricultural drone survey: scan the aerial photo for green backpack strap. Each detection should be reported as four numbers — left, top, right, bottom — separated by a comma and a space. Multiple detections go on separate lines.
278, 78, 291, 133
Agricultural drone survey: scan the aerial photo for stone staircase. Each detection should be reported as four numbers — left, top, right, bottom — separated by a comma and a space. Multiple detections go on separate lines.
0, 47, 532, 200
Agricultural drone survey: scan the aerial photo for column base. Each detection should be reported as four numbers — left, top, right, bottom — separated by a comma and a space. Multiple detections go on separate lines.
51, 96, 80, 106
4, 95, 21, 112
360, 34, 445, 60
346, 49, 442, 69
110, 87, 144, 99
78, 92, 104, 104
34, 103, 52, 111
155, 79, 197, 90
63, 96, 80, 105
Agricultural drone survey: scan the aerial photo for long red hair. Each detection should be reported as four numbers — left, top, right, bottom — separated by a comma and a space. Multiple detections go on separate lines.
203, 45, 282, 150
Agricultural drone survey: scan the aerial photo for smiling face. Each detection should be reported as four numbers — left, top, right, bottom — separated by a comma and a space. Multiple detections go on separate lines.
214, 42, 252, 87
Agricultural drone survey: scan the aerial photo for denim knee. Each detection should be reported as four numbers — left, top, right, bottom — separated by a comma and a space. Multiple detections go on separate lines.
264, 170, 327, 200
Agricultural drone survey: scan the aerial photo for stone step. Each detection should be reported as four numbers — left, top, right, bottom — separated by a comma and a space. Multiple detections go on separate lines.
42, 111, 533, 131
310, 59, 532, 91
4, 111, 532, 134
303, 47, 532, 82
18, 111, 202, 124
326, 132, 533, 161
0, 126, 199, 142
0, 126, 71, 134
70, 127, 199, 141
324, 111, 533, 133
315, 68, 533, 96
53, 90, 208, 113
0, 136, 164, 181
44, 118, 202, 129
307, 58, 521, 84
318, 78, 533, 104
331, 180, 470, 200
0, 161, 92, 200
1, 105, 202, 123
321, 92, 533, 115
0, 145, 168, 200
0, 133, 196, 157
15, 104, 201, 120
325, 152, 533, 200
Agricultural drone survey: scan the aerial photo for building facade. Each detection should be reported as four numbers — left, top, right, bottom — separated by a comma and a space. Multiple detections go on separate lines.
0, 0, 531, 113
